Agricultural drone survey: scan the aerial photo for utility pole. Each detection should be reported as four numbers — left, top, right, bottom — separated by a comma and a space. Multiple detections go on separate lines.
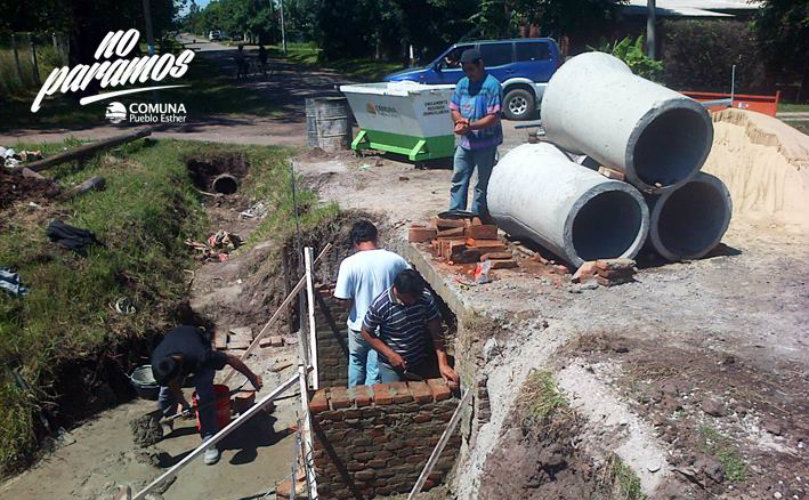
646, 0, 656, 59
279, 0, 287, 55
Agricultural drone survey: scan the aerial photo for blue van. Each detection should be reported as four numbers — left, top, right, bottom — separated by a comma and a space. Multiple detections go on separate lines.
383, 38, 561, 120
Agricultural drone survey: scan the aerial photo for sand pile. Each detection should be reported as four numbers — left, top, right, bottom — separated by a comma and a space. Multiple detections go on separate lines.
702, 109, 809, 232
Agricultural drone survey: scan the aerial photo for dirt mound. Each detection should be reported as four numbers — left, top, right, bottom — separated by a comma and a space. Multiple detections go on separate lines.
0, 168, 61, 209
703, 109, 809, 231
568, 333, 809, 500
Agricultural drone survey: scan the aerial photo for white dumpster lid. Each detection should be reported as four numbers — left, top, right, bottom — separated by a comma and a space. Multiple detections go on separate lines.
340, 81, 455, 97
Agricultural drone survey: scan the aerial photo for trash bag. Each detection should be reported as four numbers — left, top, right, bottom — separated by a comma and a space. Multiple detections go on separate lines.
45, 219, 103, 256
0, 268, 28, 297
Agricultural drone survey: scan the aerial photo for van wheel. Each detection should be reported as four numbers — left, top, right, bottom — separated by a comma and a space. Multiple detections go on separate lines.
503, 88, 535, 121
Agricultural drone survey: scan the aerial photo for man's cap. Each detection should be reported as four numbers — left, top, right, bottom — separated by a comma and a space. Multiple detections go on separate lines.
460, 49, 481, 64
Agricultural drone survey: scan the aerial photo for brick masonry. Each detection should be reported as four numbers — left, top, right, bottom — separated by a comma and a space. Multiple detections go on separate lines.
310, 379, 461, 499
314, 290, 350, 388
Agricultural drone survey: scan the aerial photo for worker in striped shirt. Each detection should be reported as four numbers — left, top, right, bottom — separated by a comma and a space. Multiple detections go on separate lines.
361, 269, 460, 387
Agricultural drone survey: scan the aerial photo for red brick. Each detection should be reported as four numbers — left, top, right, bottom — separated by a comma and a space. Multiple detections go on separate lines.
330, 387, 351, 409
424, 479, 436, 490
480, 251, 512, 261
413, 413, 432, 423
408, 226, 437, 243
465, 238, 507, 252
372, 384, 394, 405
435, 218, 467, 229
595, 258, 635, 271
490, 259, 517, 269
437, 226, 465, 237
388, 382, 414, 403
269, 335, 284, 347
571, 261, 598, 283
466, 224, 498, 240
309, 389, 329, 413
368, 459, 387, 468
427, 379, 451, 401
350, 385, 373, 407
408, 381, 433, 403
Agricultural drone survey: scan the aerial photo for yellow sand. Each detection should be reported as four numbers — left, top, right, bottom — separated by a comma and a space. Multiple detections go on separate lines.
702, 109, 809, 232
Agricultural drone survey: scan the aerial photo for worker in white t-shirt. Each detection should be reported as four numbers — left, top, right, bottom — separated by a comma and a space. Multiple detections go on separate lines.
334, 221, 409, 386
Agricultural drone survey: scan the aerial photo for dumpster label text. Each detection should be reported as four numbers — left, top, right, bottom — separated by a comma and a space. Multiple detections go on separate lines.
423, 100, 449, 116
365, 103, 399, 117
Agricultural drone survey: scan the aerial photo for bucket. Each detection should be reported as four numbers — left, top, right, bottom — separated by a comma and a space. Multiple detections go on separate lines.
193, 384, 231, 432
305, 97, 351, 152
232, 390, 256, 414
129, 365, 160, 400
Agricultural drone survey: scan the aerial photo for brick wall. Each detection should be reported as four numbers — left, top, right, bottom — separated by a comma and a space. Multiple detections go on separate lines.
313, 290, 350, 387
309, 379, 461, 499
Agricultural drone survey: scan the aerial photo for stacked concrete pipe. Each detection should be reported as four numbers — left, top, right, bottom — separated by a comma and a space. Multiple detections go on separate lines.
646, 173, 732, 261
541, 52, 714, 194
487, 143, 649, 267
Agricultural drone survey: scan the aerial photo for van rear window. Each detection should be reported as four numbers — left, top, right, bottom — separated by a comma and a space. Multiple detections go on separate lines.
516, 42, 551, 62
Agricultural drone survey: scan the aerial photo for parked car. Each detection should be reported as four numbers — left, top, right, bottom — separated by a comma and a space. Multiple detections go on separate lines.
208, 30, 222, 41
383, 38, 561, 120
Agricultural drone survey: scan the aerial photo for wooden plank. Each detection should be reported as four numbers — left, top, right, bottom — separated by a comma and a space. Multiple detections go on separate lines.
23, 128, 154, 172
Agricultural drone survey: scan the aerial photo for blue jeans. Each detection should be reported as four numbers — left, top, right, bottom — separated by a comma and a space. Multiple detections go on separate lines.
158, 367, 217, 439
449, 146, 498, 216
348, 329, 380, 387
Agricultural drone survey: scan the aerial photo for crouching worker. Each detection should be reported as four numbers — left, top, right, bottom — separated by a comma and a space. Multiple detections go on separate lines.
361, 269, 460, 388
151, 325, 263, 465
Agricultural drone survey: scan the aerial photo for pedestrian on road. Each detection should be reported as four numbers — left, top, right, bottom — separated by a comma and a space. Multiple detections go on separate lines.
448, 48, 503, 220
234, 45, 249, 79
151, 325, 263, 465
334, 221, 409, 387
258, 44, 268, 78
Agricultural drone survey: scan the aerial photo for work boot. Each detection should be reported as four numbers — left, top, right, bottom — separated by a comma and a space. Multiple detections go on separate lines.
203, 440, 220, 465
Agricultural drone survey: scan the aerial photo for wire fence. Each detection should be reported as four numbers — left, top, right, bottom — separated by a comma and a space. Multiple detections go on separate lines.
0, 32, 69, 97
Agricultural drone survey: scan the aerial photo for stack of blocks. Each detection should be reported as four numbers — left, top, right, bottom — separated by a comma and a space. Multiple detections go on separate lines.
595, 258, 636, 286
310, 379, 460, 499
408, 218, 517, 269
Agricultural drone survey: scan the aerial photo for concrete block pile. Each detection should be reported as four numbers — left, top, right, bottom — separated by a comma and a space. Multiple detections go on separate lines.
408, 218, 517, 269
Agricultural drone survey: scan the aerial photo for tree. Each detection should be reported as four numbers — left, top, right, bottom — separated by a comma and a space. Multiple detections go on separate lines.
753, 0, 809, 101
594, 35, 663, 81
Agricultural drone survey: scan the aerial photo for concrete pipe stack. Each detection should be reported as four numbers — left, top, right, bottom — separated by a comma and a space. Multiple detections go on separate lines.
536, 52, 731, 262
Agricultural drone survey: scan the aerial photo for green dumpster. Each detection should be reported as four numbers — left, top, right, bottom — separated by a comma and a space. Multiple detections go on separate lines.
339, 82, 456, 162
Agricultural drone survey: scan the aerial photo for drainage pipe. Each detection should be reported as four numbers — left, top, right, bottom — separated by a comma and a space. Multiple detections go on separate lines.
647, 172, 732, 261
487, 143, 649, 267
211, 173, 239, 195
541, 52, 713, 194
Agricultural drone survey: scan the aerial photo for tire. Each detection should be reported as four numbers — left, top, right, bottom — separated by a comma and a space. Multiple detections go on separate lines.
503, 88, 535, 121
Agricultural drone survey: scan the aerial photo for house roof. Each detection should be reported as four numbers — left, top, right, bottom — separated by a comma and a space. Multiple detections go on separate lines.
621, 0, 762, 17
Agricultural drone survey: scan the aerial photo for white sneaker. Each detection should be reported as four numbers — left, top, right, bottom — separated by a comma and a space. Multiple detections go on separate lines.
203, 443, 220, 465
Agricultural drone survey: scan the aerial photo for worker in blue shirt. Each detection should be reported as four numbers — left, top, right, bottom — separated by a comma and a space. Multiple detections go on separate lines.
448, 49, 503, 219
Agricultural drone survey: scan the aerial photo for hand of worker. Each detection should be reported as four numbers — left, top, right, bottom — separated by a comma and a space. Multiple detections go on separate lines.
439, 364, 460, 391
454, 119, 469, 135
388, 352, 407, 371
177, 401, 193, 418
251, 374, 263, 391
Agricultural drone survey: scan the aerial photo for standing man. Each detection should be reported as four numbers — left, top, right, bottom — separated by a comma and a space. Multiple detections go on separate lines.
361, 269, 460, 387
151, 325, 263, 465
449, 48, 503, 219
334, 221, 409, 387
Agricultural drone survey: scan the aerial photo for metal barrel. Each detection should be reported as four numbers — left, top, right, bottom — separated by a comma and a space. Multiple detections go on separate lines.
305, 97, 351, 151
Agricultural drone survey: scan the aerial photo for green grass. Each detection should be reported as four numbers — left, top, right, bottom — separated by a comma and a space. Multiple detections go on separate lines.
0, 138, 336, 475
271, 43, 404, 82
778, 102, 809, 113
606, 454, 645, 500
698, 424, 748, 482
520, 370, 567, 427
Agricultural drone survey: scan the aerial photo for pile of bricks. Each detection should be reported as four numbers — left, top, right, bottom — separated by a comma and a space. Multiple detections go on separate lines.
595, 258, 636, 286
409, 218, 517, 269
310, 379, 460, 499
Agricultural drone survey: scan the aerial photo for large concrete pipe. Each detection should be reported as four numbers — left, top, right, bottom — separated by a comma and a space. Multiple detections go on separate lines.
647, 172, 732, 261
488, 143, 649, 267
541, 52, 714, 194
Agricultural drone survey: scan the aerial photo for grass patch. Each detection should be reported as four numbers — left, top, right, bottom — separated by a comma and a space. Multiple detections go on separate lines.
606, 454, 645, 500
519, 370, 567, 428
787, 121, 809, 136
698, 424, 748, 482
778, 102, 809, 113
271, 44, 404, 82
0, 138, 328, 475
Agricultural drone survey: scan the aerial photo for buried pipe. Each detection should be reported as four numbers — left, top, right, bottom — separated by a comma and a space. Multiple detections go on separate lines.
541, 52, 713, 194
487, 143, 649, 267
211, 173, 239, 195
647, 172, 732, 261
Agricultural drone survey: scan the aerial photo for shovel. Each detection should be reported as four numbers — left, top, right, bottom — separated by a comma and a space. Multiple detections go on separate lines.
130, 378, 249, 446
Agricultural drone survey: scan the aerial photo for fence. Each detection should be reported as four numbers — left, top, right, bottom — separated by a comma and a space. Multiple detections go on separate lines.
0, 32, 69, 97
